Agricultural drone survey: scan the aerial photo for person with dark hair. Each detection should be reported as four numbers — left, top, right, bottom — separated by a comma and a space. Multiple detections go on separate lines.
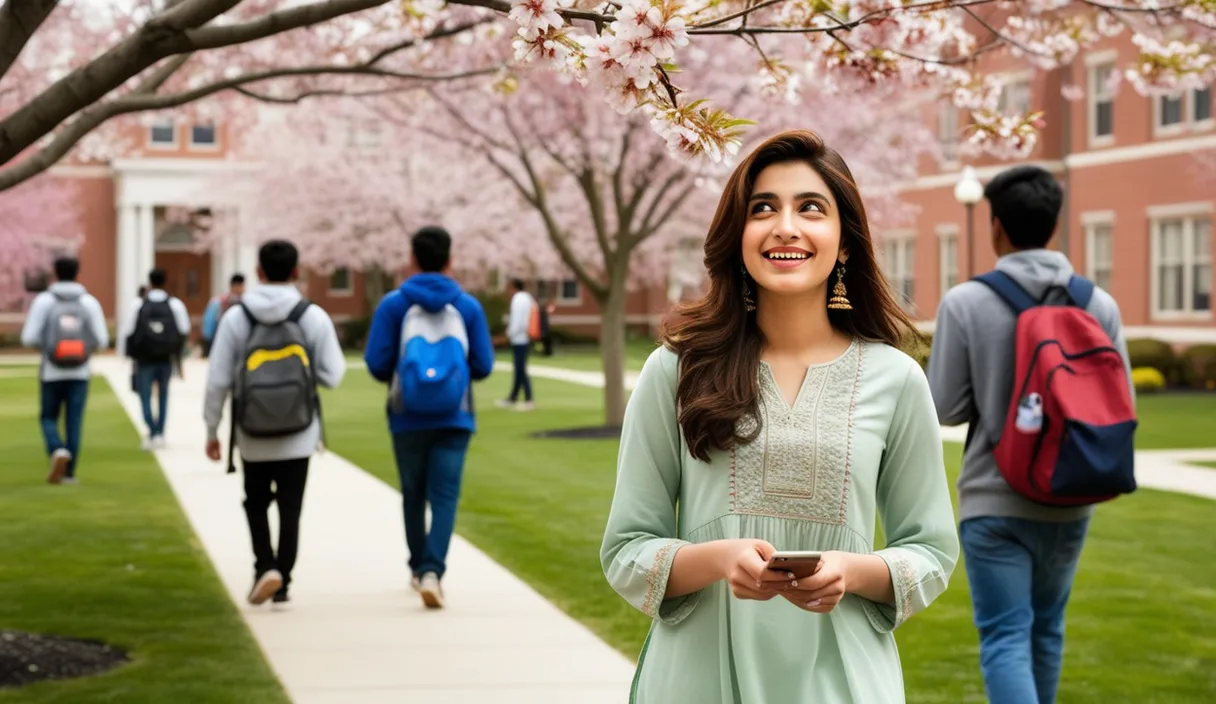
928, 164, 1131, 704
119, 267, 190, 450
204, 239, 346, 606
498, 277, 537, 410
202, 273, 247, 358
599, 129, 959, 701
363, 226, 494, 609
20, 256, 109, 484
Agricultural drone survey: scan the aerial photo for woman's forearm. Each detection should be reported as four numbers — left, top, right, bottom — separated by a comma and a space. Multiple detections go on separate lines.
665, 540, 733, 599
842, 552, 896, 604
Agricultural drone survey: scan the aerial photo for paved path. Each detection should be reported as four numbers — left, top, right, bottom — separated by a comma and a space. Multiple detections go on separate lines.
93, 356, 635, 704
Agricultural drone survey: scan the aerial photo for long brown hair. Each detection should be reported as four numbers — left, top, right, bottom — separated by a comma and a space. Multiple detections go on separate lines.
662, 129, 922, 462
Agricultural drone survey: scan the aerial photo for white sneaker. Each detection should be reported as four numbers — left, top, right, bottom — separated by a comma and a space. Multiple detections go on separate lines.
248, 570, 283, 605
47, 449, 71, 484
140, 436, 154, 451
153, 436, 167, 450
516, 401, 535, 412
494, 399, 515, 409
418, 572, 444, 609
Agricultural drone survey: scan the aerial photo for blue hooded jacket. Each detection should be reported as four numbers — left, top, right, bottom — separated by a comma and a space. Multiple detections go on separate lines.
364, 273, 495, 434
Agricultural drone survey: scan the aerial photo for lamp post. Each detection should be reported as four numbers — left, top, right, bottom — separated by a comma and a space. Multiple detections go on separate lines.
953, 166, 984, 279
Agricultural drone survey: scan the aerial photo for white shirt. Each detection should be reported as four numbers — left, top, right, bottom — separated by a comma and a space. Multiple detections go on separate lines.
506, 290, 536, 346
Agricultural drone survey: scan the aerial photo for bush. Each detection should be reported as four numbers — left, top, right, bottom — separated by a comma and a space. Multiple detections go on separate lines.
901, 332, 933, 370
1126, 338, 1177, 383
1179, 344, 1216, 390
473, 291, 510, 337
1131, 367, 1166, 393
339, 315, 372, 350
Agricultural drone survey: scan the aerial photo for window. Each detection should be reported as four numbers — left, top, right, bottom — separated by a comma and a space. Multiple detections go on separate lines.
534, 280, 557, 301
938, 231, 958, 295
1152, 213, 1211, 319
190, 123, 217, 147
1160, 95, 1185, 127
998, 78, 1032, 116
1194, 86, 1212, 123
1085, 219, 1114, 292
1155, 86, 1213, 135
1089, 62, 1115, 143
560, 278, 580, 302
329, 267, 352, 295
882, 234, 916, 310
938, 103, 959, 164
149, 120, 175, 146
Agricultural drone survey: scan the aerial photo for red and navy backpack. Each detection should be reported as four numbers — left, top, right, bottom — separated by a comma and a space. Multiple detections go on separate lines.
973, 271, 1138, 506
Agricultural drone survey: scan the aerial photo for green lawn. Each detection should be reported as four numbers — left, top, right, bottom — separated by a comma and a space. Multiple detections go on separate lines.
0, 373, 287, 703
493, 337, 660, 373
1134, 393, 1216, 449
324, 371, 1216, 702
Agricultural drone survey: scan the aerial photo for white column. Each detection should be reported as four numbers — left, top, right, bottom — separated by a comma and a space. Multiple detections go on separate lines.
136, 203, 156, 281
115, 203, 137, 335
235, 207, 258, 289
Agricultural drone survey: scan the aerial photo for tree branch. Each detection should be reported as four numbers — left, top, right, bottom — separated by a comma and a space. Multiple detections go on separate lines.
634, 180, 697, 247
0, 0, 59, 82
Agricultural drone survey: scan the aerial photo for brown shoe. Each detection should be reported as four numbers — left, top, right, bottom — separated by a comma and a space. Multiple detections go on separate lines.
248, 570, 283, 605
47, 449, 71, 485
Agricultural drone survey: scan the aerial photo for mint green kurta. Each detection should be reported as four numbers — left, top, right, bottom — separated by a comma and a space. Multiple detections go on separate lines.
601, 340, 959, 703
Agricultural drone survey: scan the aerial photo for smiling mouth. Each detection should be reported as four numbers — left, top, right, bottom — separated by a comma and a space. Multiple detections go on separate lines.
764, 250, 812, 260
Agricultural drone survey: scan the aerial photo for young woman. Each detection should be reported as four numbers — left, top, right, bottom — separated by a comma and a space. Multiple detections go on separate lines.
601, 129, 959, 702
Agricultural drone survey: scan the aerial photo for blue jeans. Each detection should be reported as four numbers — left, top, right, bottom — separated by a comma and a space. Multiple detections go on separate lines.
135, 362, 173, 437
391, 429, 471, 579
960, 515, 1090, 704
40, 380, 89, 478
509, 344, 532, 402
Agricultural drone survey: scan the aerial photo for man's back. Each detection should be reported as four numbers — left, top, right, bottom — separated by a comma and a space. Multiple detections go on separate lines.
21, 282, 109, 382
928, 248, 1132, 523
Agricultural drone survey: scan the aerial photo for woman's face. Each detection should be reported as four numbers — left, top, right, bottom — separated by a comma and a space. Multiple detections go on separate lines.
740, 161, 845, 300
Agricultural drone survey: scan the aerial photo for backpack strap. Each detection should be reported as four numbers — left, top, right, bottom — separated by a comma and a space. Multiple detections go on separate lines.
971, 271, 1037, 315
286, 299, 312, 324
1066, 275, 1095, 310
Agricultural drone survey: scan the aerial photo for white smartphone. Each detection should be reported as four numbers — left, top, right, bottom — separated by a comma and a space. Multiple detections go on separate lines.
766, 550, 823, 579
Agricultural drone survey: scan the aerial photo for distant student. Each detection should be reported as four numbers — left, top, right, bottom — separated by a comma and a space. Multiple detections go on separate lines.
202, 273, 246, 358
364, 226, 494, 609
204, 240, 346, 606
20, 256, 109, 484
498, 278, 536, 411
119, 269, 190, 449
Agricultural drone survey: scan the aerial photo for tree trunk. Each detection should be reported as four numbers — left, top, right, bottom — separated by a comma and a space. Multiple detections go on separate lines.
599, 284, 629, 427
362, 266, 393, 314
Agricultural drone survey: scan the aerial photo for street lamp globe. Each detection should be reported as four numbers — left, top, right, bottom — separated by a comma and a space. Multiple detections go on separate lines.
953, 166, 984, 206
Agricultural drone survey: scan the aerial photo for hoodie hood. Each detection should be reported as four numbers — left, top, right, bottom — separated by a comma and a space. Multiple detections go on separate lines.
994, 249, 1075, 301
239, 283, 302, 324
400, 273, 463, 313
48, 281, 87, 300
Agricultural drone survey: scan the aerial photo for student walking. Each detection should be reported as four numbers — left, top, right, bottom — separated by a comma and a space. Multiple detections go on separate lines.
600, 130, 959, 702
364, 226, 494, 609
119, 269, 190, 450
928, 165, 1135, 704
20, 257, 109, 484
202, 273, 245, 358
498, 278, 536, 410
204, 240, 346, 606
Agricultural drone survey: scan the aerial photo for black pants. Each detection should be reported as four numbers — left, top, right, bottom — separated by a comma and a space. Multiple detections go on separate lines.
243, 457, 310, 588
509, 344, 533, 402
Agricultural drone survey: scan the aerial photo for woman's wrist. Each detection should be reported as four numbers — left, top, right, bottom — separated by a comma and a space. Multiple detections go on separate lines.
835, 550, 895, 603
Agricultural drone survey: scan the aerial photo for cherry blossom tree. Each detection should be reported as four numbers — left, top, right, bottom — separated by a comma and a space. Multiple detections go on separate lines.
3, 1, 1214, 192
0, 174, 82, 306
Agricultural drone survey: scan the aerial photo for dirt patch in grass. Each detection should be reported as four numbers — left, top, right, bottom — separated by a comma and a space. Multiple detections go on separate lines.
0, 631, 128, 689
531, 425, 622, 440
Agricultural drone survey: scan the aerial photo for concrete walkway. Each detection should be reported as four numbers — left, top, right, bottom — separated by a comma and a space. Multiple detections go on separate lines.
93, 356, 635, 704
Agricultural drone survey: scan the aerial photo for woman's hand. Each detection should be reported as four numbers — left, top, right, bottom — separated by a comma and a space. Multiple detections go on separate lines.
722, 539, 791, 601
778, 550, 848, 613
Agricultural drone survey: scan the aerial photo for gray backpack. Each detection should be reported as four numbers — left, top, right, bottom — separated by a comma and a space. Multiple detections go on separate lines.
43, 290, 94, 368
232, 300, 320, 440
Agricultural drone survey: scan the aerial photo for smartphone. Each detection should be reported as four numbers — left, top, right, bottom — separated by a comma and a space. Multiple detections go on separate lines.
766, 550, 823, 579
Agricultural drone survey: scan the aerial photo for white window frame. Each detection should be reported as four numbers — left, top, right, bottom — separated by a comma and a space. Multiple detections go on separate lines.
148, 118, 177, 149
937, 103, 960, 168
558, 277, 581, 304
188, 122, 220, 151
1153, 86, 1215, 138
997, 71, 1033, 117
1192, 85, 1214, 129
1085, 50, 1118, 148
1082, 211, 1115, 292
936, 224, 959, 298
328, 267, 353, 297
882, 230, 917, 313
1149, 202, 1213, 321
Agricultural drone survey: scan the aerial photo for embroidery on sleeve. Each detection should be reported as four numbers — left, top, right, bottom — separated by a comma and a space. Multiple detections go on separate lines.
888, 550, 920, 626
641, 540, 679, 618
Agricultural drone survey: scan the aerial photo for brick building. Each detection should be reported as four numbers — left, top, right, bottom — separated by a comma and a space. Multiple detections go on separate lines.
890, 31, 1215, 343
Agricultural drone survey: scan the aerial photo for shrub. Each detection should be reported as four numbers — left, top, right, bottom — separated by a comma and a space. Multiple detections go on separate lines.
473, 291, 510, 337
1179, 344, 1216, 390
1131, 367, 1166, 393
339, 315, 372, 350
1126, 338, 1178, 383
900, 332, 933, 370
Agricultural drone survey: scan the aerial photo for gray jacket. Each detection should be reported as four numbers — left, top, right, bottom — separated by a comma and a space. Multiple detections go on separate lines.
203, 284, 347, 462
20, 282, 110, 382
928, 249, 1133, 523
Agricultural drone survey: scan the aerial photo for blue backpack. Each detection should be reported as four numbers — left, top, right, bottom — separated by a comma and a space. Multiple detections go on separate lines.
389, 303, 470, 416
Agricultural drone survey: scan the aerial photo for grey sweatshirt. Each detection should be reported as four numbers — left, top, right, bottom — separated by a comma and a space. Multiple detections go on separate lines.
203, 284, 347, 462
928, 249, 1133, 523
20, 282, 110, 382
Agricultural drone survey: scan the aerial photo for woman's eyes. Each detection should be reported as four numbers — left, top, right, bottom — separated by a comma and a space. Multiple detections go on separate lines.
751, 201, 824, 215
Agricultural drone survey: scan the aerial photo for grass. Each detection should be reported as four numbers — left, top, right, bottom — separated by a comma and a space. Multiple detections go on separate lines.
1134, 393, 1216, 449
492, 337, 660, 373
323, 370, 1216, 702
0, 371, 287, 704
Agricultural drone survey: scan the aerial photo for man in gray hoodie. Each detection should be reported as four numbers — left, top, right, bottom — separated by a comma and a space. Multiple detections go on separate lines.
203, 240, 346, 606
928, 165, 1132, 704
20, 257, 109, 484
